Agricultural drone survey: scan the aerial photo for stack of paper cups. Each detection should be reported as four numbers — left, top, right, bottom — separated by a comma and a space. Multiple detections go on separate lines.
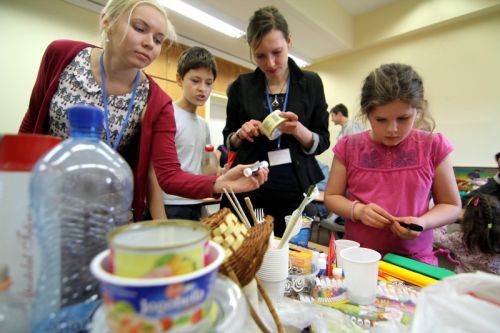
256, 239, 289, 300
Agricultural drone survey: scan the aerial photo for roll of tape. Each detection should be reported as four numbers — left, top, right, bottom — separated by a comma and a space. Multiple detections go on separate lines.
260, 110, 286, 140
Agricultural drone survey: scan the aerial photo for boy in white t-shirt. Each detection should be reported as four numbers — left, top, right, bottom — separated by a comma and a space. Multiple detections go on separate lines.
162, 47, 218, 220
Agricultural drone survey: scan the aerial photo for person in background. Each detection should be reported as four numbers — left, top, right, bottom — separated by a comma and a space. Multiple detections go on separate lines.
18, 0, 268, 221
325, 63, 461, 265
329, 103, 364, 140
158, 46, 217, 220
222, 6, 330, 236
434, 193, 500, 274
468, 168, 481, 180
467, 152, 500, 201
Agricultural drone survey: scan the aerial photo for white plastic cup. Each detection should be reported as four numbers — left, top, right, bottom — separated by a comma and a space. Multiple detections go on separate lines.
259, 280, 286, 301
256, 239, 289, 283
335, 239, 360, 268
340, 247, 381, 305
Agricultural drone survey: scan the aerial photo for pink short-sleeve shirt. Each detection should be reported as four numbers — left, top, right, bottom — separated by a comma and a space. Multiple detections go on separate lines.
333, 129, 453, 264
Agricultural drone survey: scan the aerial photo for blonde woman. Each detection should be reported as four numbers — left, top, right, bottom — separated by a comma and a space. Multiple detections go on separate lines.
19, 0, 268, 220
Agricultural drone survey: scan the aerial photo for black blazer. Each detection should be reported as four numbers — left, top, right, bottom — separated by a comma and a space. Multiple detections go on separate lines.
223, 58, 330, 192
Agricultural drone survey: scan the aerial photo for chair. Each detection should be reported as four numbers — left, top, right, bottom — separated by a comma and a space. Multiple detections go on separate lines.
315, 212, 345, 242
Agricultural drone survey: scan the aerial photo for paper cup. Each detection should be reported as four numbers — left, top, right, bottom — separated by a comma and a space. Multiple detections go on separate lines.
340, 247, 381, 305
256, 239, 289, 282
335, 239, 360, 268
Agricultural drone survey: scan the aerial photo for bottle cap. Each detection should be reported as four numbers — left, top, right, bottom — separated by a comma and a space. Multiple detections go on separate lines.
204, 144, 214, 152
68, 105, 104, 131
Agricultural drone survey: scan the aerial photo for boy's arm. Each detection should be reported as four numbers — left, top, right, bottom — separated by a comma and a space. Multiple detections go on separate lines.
147, 161, 167, 220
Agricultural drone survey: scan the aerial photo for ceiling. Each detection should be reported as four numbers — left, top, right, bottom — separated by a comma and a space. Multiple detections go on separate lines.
66, 0, 398, 68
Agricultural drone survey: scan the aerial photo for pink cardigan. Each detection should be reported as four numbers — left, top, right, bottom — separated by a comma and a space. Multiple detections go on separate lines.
19, 40, 216, 220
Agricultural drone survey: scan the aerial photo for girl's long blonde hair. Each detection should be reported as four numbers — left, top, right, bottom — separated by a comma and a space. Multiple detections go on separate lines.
100, 0, 176, 47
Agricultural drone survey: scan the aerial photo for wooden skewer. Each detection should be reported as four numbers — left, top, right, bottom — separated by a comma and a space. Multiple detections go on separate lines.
244, 197, 259, 225
222, 188, 251, 229
229, 187, 252, 228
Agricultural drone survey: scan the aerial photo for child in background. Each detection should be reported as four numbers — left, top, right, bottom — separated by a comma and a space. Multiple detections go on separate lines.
324, 63, 461, 265
434, 193, 500, 274
155, 46, 217, 220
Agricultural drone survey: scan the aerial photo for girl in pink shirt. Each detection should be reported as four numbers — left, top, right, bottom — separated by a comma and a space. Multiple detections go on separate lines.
325, 63, 461, 265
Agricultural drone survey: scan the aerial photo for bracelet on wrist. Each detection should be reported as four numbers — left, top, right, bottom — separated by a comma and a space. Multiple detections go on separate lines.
235, 129, 242, 140
350, 200, 360, 222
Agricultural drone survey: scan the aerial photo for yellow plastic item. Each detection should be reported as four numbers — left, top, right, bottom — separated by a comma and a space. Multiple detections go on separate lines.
378, 261, 437, 287
289, 245, 313, 274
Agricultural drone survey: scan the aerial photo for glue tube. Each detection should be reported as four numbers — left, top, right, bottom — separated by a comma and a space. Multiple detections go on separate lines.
243, 161, 269, 177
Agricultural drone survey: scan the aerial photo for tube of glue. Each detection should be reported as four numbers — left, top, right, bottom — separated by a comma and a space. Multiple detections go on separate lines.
243, 161, 269, 177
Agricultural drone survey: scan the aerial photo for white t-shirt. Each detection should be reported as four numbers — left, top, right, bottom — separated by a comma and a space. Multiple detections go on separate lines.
337, 120, 364, 140
163, 104, 211, 205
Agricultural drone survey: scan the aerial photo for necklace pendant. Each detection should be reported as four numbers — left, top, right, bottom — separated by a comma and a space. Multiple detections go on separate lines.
271, 95, 279, 108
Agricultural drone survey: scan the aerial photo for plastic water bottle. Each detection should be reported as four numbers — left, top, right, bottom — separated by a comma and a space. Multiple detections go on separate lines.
201, 144, 219, 176
0, 264, 29, 332
30, 105, 133, 331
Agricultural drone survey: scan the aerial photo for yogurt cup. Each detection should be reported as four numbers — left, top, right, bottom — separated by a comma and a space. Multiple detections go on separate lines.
90, 241, 224, 333
108, 220, 210, 278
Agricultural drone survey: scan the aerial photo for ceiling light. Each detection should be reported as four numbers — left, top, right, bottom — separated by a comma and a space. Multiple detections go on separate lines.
159, 0, 245, 38
289, 54, 310, 68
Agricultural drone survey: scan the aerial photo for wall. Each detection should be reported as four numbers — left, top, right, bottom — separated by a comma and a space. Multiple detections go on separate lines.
311, 9, 500, 167
0, 0, 249, 133
0, 0, 100, 133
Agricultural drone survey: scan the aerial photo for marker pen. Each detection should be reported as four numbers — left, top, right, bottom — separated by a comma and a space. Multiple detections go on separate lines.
243, 161, 269, 177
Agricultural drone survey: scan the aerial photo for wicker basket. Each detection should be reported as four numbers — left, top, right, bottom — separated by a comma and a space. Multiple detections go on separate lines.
202, 208, 284, 333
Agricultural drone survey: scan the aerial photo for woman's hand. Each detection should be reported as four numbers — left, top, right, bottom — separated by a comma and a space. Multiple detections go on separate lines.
237, 120, 262, 142
356, 202, 395, 229
278, 111, 299, 135
212, 161, 269, 193
390, 216, 424, 240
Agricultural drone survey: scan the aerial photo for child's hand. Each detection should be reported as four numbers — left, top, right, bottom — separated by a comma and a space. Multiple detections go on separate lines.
357, 203, 395, 228
390, 217, 423, 240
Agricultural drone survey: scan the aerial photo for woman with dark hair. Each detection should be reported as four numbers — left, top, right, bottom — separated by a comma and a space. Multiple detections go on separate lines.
222, 6, 330, 236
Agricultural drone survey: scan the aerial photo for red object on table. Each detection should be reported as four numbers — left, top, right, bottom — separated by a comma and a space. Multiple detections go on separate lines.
327, 231, 336, 277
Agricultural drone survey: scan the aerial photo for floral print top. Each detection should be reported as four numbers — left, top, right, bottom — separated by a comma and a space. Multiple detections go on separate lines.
48, 47, 149, 153
433, 226, 500, 274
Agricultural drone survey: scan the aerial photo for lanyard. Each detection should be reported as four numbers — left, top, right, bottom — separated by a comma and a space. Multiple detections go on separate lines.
100, 51, 140, 150
265, 74, 291, 149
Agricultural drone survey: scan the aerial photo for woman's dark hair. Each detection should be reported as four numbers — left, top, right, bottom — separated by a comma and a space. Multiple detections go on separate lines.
246, 6, 289, 50
462, 193, 500, 254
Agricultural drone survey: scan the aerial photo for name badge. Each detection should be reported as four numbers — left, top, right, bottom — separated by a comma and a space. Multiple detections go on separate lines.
268, 149, 292, 166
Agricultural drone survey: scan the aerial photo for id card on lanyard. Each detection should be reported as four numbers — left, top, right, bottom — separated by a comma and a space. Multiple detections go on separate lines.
265, 75, 292, 166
